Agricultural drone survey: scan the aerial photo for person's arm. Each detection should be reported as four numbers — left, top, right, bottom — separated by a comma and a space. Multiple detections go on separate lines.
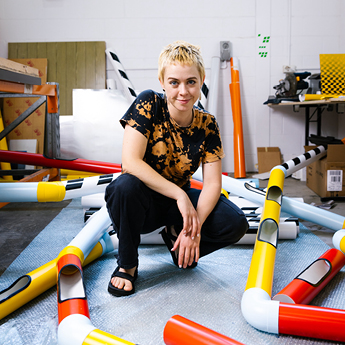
121, 124, 200, 235
172, 159, 223, 268
196, 159, 223, 227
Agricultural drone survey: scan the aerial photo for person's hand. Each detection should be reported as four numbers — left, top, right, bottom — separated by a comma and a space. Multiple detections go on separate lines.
176, 192, 201, 239
171, 231, 201, 268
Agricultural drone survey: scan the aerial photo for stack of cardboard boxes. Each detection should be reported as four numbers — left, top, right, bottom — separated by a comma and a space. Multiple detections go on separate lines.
1, 58, 48, 155
305, 145, 345, 199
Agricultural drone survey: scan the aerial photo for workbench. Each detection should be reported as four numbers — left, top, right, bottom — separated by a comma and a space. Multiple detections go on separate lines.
267, 99, 345, 146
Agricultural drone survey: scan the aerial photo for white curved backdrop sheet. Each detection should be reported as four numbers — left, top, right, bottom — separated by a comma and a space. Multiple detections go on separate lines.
70, 89, 130, 164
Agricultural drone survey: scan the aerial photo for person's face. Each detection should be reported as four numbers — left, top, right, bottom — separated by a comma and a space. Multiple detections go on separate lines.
160, 62, 203, 119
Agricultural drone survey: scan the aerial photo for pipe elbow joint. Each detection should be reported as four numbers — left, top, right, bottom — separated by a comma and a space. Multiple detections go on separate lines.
58, 314, 96, 345
241, 288, 279, 334
333, 229, 345, 253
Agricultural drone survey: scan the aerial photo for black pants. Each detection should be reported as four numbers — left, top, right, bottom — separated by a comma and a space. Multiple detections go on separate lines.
105, 173, 248, 269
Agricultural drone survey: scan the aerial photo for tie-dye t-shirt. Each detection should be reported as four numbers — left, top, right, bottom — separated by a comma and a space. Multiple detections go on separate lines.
120, 90, 225, 188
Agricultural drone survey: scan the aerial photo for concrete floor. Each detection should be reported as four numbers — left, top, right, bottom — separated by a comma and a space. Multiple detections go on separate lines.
0, 175, 344, 277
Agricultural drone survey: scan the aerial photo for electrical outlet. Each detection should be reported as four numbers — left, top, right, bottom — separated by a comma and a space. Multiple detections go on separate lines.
220, 41, 231, 61
283, 65, 296, 73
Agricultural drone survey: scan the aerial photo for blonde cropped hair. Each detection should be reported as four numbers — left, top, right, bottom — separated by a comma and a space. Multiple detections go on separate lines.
158, 41, 205, 82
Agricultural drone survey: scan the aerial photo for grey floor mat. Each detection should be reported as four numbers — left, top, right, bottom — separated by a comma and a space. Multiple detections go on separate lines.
0, 198, 344, 345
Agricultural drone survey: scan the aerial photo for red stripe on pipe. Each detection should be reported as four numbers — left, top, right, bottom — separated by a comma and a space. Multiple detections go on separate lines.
279, 303, 345, 342
0, 150, 121, 174
57, 254, 90, 323
58, 298, 89, 324
274, 249, 345, 305
163, 315, 245, 345
190, 179, 203, 190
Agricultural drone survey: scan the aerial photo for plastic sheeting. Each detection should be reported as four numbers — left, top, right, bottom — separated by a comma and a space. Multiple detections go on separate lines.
1, 198, 345, 345
66, 89, 130, 163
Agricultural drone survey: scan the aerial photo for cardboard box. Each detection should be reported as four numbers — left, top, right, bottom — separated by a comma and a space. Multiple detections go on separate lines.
305, 145, 345, 198
257, 147, 282, 173
2, 59, 47, 155
0, 57, 39, 77
10, 58, 47, 83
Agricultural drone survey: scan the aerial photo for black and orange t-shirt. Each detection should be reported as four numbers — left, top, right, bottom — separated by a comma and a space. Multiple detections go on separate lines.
120, 90, 225, 188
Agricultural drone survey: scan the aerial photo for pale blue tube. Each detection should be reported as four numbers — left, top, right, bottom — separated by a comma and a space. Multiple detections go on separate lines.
0, 183, 39, 202
192, 168, 345, 231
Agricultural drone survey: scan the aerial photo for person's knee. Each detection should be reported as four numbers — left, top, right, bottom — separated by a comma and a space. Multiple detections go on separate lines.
233, 214, 249, 241
105, 173, 143, 203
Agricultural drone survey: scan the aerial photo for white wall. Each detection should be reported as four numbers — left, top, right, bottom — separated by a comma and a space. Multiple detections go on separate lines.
1, 0, 344, 172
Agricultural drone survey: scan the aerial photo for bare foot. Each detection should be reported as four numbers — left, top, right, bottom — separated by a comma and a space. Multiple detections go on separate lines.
110, 267, 137, 291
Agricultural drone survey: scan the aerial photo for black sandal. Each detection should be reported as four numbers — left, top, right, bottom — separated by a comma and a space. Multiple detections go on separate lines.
108, 266, 138, 297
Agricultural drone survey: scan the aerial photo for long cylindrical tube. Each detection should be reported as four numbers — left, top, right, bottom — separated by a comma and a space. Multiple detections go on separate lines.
0, 150, 121, 174
273, 248, 345, 304
279, 303, 345, 342
281, 145, 326, 177
163, 315, 245, 345
245, 167, 285, 295
208, 57, 220, 116
68, 206, 111, 260
0, 173, 119, 203
193, 168, 345, 231
230, 57, 246, 178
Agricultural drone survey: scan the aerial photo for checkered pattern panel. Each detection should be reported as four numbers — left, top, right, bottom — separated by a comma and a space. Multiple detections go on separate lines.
320, 54, 345, 95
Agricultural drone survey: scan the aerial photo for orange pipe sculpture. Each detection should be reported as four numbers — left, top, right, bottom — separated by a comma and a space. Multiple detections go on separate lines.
164, 315, 245, 345
229, 57, 246, 178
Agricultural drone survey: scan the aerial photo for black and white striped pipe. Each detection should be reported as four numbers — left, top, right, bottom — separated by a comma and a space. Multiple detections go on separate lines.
105, 47, 137, 104
196, 81, 209, 110
280, 145, 327, 177
63, 173, 119, 200
0, 173, 120, 202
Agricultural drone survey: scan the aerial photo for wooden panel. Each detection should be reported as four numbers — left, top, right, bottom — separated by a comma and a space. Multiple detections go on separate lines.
37, 42, 47, 59
17, 43, 28, 59
66, 42, 77, 115
8, 41, 106, 115
56, 42, 67, 115
8, 43, 17, 58
27, 43, 38, 58
95, 41, 106, 89
46, 42, 57, 82
76, 42, 86, 88
85, 42, 96, 89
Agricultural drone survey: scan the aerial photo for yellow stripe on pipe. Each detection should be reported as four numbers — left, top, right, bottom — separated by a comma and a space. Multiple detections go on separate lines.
83, 329, 136, 345
340, 236, 345, 254
83, 242, 103, 266
261, 201, 281, 224
58, 246, 85, 264
221, 188, 229, 199
245, 240, 277, 294
266, 169, 285, 197
37, 182, 66, 202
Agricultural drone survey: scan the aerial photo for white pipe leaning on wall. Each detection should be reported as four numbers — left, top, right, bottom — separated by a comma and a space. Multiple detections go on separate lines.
207, 56, 220, 116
